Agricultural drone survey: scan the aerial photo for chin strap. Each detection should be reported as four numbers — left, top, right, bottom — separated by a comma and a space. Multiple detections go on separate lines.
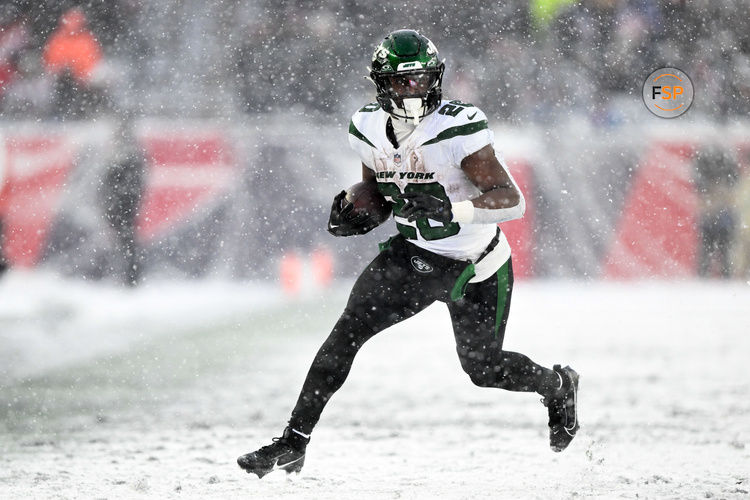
403, 98, 423, 125
391, 97, 426, 125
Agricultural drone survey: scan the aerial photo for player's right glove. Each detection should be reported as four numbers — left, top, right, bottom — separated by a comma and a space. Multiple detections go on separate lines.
398, 191, 453, 223
327, 190, 378, 237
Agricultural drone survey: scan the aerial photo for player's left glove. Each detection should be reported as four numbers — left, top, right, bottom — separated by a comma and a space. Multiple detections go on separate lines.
398, 191, 453, 223
327, 190, 378, 236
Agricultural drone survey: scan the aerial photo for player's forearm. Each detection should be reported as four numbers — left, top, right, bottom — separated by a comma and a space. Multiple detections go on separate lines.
471, 187, 521, 210
452, 187, 525, 224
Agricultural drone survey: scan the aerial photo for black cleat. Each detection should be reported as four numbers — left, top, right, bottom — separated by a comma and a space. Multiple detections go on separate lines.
237, 427, 309, 478
543, 364, 579, 452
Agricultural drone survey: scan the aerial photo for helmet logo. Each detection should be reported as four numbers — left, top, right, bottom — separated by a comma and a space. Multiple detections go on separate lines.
396, 61, 423, 71
411, 256, 433, 274
375, 47, 389, 61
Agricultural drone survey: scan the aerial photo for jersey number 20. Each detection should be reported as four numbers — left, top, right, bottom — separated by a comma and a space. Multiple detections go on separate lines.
377, 182, 460, 241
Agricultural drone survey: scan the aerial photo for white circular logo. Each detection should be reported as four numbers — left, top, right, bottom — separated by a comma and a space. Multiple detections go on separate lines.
375, 47, 388, 61
410, 256, 433, 274
642, 67, 694, 118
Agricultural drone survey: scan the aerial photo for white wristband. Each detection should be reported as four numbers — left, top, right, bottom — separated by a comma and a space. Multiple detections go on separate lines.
451, 200, 475, 224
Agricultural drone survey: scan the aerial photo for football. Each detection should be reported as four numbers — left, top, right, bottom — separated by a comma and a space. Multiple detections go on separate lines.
344, 180, 392, 224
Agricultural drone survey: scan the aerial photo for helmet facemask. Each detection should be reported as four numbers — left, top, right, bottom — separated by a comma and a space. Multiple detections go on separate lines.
371, 67, 444, 124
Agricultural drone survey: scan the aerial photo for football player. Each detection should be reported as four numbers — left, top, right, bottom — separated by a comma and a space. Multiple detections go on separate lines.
238, 29, 579, 478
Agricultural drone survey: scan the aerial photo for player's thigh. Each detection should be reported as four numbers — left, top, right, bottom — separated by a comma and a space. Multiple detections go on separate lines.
447, 259, 513, 364
345, 240, 436, 333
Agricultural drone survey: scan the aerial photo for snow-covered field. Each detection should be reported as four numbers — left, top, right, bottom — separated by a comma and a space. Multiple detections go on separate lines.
1, 271, 749, 499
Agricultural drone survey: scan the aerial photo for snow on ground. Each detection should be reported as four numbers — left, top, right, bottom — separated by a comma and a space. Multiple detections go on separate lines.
0, 270, 285, 379
1, 272, 749, 499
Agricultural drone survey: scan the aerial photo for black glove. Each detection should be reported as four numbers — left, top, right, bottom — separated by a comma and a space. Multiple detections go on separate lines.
327, 190, 379, 236
398, 191, 453, 223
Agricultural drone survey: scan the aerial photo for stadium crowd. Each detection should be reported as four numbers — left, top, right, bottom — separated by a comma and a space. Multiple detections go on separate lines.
0, 0, 748, 123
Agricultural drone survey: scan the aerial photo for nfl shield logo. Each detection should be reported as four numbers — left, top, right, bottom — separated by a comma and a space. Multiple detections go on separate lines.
393, 153, 401, 165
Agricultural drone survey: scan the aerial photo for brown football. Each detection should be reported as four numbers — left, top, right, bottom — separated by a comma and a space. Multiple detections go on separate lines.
344, 180, 392, 224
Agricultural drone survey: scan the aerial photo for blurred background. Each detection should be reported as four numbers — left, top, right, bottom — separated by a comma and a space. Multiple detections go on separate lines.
0, 0, 748, 287
1, 2, 749, 497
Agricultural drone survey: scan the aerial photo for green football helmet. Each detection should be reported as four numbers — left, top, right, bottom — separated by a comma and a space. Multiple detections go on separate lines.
369, 29, 445, 123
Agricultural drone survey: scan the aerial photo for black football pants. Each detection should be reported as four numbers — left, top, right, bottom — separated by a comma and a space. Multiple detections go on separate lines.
288, 235, 557, 435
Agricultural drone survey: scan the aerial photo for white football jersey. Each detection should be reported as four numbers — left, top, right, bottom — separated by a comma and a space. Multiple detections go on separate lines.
348, 99, 516, 281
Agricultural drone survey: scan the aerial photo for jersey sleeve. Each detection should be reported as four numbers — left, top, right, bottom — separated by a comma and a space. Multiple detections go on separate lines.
446, 105, 494, 166
347, 108, 377, 170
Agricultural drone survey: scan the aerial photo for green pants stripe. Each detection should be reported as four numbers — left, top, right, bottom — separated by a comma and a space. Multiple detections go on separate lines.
494, 259, 513, 339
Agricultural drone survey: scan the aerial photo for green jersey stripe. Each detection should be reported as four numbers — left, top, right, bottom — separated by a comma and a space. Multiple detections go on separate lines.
420, 120, 488, 146
349, 121, 376, 148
